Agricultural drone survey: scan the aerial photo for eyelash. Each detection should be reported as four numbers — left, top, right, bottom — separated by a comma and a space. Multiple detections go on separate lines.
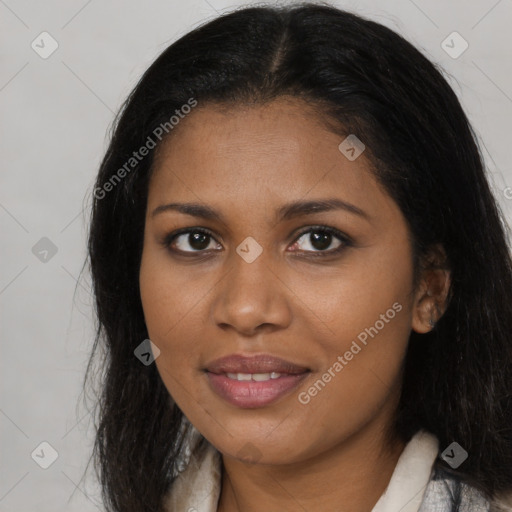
161, 225, 352, 258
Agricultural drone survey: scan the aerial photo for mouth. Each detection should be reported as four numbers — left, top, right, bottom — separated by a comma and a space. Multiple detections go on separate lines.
222, 371, 288, 381
204, 354, 310, 408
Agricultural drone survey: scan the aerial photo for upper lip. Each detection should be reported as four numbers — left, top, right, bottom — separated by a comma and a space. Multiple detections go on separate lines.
205, 354, 309, 375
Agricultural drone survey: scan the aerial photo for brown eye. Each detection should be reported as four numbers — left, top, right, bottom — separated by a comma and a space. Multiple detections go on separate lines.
164, 228, 221, 253
289, 226, 351, 255
162, 225, 351, 258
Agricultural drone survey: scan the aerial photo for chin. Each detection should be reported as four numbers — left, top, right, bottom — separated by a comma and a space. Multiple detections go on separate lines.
202, 424, 307, 465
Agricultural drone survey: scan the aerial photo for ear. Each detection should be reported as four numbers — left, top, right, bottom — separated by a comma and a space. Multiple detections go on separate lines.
411, 244, 451, 334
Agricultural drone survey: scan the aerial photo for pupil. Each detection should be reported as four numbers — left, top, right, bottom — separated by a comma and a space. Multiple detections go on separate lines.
190, 232, 209, 250
311, 232, 331, 250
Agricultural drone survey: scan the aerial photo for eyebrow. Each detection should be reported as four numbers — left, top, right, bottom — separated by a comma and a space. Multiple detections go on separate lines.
151, 198, 370, 223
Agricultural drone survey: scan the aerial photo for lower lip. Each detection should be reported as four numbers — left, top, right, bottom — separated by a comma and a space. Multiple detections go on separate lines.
206, 371, 309, 408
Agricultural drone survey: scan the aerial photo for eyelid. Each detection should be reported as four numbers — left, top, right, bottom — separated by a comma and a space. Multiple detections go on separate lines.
162, 226, 221, 253
161, 225, 353, 255
291, 225, 352, 245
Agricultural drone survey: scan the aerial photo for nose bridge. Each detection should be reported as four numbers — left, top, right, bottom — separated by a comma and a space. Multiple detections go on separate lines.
212, 236, 291, 333
228, 237, 275, 310
231, 236, 272, 293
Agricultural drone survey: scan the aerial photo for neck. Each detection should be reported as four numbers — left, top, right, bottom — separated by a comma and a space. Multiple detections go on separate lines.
216, 420, 407, 512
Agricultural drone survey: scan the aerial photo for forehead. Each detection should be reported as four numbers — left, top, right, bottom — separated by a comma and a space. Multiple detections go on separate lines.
147, 97, 392, 222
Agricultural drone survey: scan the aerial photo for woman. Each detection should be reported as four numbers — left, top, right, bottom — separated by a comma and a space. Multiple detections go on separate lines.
84, 3, 512, 511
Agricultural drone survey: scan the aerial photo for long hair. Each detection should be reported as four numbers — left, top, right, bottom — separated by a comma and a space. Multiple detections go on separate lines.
83, 3, 512, 511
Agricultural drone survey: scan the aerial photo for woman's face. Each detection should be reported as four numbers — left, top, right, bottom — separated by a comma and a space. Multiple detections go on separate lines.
139, 97, 424, 464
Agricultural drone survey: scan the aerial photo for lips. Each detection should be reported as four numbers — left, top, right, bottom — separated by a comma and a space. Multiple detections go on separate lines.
204, 354, 310, 408
205, 354, 309, 375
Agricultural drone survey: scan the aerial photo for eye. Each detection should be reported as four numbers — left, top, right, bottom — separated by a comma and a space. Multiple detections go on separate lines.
289, 226, 351, 256
163, 227, 221, 254
162, 225, 352, 257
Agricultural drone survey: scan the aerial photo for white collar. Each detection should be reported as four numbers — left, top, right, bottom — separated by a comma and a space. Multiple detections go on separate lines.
163, 429, 439, 512
372, 429, 439, 512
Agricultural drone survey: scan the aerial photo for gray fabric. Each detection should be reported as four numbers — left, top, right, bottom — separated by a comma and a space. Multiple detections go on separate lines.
419, 476, 490, 512
418, 464, 512, 512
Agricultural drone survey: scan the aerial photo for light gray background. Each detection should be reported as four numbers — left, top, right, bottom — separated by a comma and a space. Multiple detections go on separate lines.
1, 0, 511, 510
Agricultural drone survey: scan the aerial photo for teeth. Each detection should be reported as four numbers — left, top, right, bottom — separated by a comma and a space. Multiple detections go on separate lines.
225, 372, 282, 381
252, 373, 271, 381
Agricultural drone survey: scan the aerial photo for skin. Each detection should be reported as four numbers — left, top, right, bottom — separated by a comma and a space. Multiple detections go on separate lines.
139, 97, 451, 512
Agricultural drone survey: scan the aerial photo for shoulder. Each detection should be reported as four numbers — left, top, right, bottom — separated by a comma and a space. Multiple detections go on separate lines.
420, 464, 512, 512
163, 437, 222, 512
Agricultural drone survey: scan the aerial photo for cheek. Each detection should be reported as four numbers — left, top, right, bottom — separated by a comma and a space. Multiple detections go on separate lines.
288, 243, 413, 413
139, 246, 204, 342
139, 247, 209, 403
288, 288, 412, 459
292, 241, 414, 354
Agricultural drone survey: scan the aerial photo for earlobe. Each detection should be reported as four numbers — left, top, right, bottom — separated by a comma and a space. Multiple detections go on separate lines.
411, 245, 451, 334
411, 293, 445, 334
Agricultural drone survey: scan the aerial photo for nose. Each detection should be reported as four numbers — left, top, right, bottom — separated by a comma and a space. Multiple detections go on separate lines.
211, 247, 292, 336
